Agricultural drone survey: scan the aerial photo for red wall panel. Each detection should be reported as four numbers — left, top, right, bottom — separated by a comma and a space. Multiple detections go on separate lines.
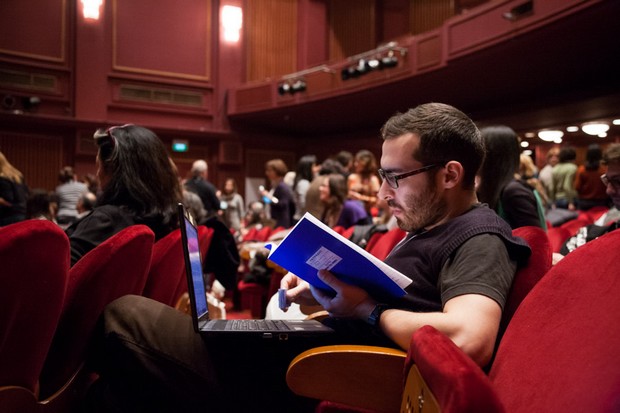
113, 0, 212, 81
0, 0, 67, 64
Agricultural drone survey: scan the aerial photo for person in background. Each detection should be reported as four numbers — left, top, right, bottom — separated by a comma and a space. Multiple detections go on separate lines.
66, 124, 181, 266
218, 177, 245, 233
26, 188, 56, 222
519, 153, 550, 208
538, 147, 560, 198
320, 173, 371, 228
335, 150, 354, 176
305, 158, 348, 220
558, 143, 620, 258
347, 149, 381, 215
75, 191, 97, 221
477, 126, 546, 230
185, 159, 220, 220
549, 146, 578, 210
82, 173, 100, 197
262, 158, 295, 228
292, 154, 318, 222
55, 166, 89, 227
575, 143, 609, 211
0, 151, 29, 226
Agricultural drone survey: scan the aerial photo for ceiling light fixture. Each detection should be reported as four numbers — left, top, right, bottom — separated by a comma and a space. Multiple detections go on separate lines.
538, 130, 564, 142
613, 119, 620, 125
525, 132, 535, 138
582, 122, 609, 136
520, 141, 529, 148
566, 126, 579, 132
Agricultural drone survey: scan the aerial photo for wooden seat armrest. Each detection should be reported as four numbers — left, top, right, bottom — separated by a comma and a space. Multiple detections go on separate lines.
286, 345, 407, 413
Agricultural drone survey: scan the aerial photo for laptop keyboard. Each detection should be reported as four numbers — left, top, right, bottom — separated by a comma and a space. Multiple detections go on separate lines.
224, 319, 292, 331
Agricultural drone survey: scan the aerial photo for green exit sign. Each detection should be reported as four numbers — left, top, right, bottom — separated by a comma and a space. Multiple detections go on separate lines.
172, 140, 189, 152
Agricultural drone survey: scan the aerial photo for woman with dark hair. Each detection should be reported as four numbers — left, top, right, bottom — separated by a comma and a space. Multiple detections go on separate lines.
66, 124, 181, 265
320, 173, 371, 228
477, 125, 546, 229
292, 154, 317, 222
575, 143, 609, 210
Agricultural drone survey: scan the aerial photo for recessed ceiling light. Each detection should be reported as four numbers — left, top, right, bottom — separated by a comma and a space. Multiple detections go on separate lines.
613, 119, 620, 125
525, 132, 535, 138
582, 122, 610, 136
538, 130, 564, 142
520, 141, 529, 148
598, 133, 607, 138
523, 149, 533, 156
566, 126, 579, 132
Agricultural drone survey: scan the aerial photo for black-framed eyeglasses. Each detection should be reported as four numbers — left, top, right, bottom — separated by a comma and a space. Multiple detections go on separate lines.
601, 174, 620, 190
378, 164, 442, 189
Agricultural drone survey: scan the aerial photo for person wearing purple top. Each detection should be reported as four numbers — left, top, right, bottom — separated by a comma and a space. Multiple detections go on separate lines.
319, 173, 371, 228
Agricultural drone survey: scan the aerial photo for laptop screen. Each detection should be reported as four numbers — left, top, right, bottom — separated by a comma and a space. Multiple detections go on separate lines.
180, 205, 208, 319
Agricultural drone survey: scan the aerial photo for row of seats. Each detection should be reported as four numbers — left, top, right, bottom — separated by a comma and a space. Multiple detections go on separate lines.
0, 219, 213, 412
286, 226, 619, 412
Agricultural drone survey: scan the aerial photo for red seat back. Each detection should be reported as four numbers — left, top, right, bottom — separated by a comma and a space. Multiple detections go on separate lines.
499, 226, 552, 338
143, 229, 184, 306
546, 226, 571, 253
368, 228, 406, 260
40, 225, 154, 396
0, 220, 70, 392
490, 228, 620, 412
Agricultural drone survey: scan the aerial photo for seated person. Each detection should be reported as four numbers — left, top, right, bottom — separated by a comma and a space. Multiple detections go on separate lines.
84, 103, 530, 412
320, 173, 372, 228
66, 124, 181, 266
558, 143, 620, 257
477, 125, 546, 230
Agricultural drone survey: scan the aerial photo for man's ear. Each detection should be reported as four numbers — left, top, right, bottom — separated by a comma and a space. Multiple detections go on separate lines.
442, 161, 463, 189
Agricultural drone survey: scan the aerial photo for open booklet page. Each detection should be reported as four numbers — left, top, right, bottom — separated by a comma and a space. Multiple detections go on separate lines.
265, 213, 412, 299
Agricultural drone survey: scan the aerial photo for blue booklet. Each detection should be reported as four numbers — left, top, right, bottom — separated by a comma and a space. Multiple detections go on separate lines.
265, 213, 412, 299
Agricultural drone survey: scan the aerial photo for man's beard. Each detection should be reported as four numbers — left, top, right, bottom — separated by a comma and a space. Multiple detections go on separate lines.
389, 183, 447, 233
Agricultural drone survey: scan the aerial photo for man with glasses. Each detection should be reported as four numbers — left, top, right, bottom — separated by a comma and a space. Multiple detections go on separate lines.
560, 143, 620, 256
87, 103, 531, 412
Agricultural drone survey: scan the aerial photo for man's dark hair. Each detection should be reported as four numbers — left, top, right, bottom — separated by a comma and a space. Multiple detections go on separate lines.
380, 102, 484, 189
558, 146, 577, 163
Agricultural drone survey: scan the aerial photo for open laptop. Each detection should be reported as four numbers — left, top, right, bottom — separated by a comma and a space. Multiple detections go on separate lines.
178, 203, 333, 340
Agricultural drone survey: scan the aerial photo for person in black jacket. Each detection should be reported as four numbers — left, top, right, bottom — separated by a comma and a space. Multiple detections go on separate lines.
66, 124, 181, 265
184, 159, 221, 220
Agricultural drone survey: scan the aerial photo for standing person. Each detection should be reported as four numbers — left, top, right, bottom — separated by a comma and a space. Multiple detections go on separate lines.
477, 126, 546, 230
262, 158, 295, 228
55, 166, 89, 227
218, 177, 245, 233
335, 150, 354, 176
347, 149, 381, 215
185, 159, 220, 221
575, 143, 609, 211
84, 103, 530, 413
319, 173, 371, 228
538, 147, 560, 198
66, 124, 181, 266
0, 151, 29, 226
549, 146, 578, 210
292, 154, 318, 222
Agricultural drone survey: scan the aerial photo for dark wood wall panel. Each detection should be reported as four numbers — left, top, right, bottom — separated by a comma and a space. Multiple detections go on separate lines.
245, 149, 296, 178
329, 0, 376, 61
0, 0, 67, 63
245, 0, 298, 82
0, 132, 64, 191
113, 0, 211, 81
410, 0, 454, 35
